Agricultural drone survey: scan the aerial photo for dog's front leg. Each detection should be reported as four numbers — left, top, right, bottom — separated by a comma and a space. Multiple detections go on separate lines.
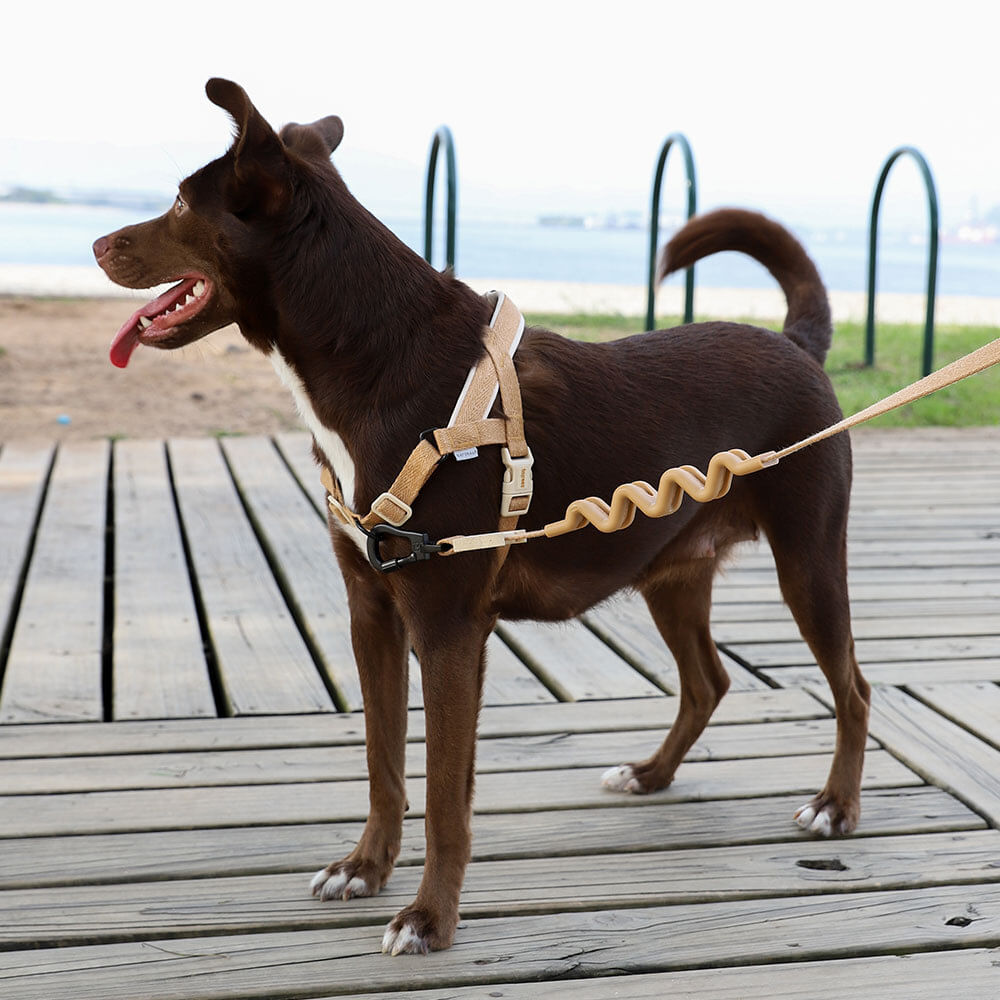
311, 554, 409, 902
381, 619, 490, 955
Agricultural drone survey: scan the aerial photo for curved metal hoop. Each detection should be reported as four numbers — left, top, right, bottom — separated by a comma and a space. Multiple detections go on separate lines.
424, 126, 457, 272
646, 133, 697, 330
865, 146, 939, 376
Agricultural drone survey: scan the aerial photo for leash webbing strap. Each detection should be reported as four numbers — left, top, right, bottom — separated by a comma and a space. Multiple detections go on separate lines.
771, 335, 1000, 463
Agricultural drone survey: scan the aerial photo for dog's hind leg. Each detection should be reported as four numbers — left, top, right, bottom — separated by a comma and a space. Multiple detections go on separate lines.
767, 492, 870, 837
603, 559, 730, 794
310, 552, 410, 903
381, 616, 491, 955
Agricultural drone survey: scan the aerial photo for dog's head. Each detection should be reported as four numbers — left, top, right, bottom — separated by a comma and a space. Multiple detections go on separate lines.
93, 79, 344, 367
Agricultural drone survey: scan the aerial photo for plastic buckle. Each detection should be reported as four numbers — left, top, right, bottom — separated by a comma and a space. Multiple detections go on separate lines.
366, 523, 447, 573
500, 446, 534, 517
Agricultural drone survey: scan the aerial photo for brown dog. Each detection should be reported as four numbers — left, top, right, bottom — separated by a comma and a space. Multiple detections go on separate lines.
94, 79, 870, 955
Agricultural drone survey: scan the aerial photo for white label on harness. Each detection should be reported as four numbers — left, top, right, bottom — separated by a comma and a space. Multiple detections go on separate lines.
454, 447, 479, 462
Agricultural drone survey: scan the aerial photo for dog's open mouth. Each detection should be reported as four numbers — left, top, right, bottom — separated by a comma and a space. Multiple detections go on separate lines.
109, 274, 214, 368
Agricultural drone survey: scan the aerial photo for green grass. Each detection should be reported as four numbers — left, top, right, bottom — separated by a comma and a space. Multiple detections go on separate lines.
524, 312, 1000, 428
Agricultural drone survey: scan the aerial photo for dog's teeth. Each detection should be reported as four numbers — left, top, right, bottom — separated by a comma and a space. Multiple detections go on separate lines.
138, 316, 152, 329
185, 294, 195, 305
193, 280, 205, 296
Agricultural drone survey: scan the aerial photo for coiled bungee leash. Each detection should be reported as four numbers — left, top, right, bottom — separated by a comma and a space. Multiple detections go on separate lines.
322, 294, 1000, 572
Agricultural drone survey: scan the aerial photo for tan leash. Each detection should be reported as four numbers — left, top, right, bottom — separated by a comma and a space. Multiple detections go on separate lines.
322, 292, 1000, 570
436, 333, 1000, 557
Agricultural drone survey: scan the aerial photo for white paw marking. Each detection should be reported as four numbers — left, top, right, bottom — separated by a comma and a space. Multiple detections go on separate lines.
601, 764, 642, 794
382, 921, 428, 956
795, 802, 835, 837
344, 876, 369, 899
310, 867, 369, 901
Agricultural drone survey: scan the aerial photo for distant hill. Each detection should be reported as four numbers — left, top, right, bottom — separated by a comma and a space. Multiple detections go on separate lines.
0, 185, 168, 211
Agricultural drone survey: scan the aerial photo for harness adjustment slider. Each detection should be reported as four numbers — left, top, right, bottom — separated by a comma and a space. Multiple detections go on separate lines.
370, 491, 413, 527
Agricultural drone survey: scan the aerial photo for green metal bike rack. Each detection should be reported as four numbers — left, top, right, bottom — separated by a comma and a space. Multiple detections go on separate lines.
646, 133, 697, 331
865, 145, 939, 376
424, 126, 457, 272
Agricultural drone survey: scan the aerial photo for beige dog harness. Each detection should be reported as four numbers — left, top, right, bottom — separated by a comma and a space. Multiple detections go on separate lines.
320, 292, 534, 571
323, 294, 1000, 572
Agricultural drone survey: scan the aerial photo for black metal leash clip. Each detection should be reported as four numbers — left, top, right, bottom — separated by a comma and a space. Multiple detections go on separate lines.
366, 523, 448, 573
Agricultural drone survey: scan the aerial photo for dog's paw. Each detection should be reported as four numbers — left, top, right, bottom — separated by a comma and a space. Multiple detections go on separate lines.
381, 905, 458, 955
601, 763, 645, 794
310, 863, 375, 902
794, 795, 859, 837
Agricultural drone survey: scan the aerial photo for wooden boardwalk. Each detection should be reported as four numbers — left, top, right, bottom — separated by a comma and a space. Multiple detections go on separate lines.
2, 427, 1000, 997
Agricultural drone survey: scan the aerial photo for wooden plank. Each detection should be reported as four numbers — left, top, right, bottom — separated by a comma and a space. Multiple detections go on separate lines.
716, 564, 1000, 595
482, 632, 555, 704
0, 443, 52, 647
4, 830, 998, 948
584, 593, 767, 692
220, 435, 362, 710
727, 634, 1000, 669
1, 883, 998, 998
361, 949, 1000, 999
3, 787, 978, 890
858, 684, 1000, 825
112, 439, 214, 720
714, 595, 1000, 621
0, 441, 108, 723
763, 659, 1000, 688
911, 681, 1000, 750
0, 688, 826, 757
167, 437, 333, 715
0, 749, 918, 837
713, 612, 1000, 644
0, 719, 867, 794
498, 619, 665, 700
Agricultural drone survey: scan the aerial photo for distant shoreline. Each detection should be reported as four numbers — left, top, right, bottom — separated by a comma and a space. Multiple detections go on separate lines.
3, 264, 999, 326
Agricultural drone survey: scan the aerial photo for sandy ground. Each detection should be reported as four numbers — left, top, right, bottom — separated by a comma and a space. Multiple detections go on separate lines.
0, 297, 299, 442
4, 283, 1000, 443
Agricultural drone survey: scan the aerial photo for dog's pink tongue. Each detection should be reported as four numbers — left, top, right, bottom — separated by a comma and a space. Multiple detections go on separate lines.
109, 321, 141, 369
108, 281, 190, 369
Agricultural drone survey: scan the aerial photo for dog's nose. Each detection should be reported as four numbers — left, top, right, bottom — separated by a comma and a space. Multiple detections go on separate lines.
93, 236, 110, 260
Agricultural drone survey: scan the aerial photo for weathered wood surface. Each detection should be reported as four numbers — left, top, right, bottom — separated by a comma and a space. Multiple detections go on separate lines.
112, 439, 215, 720
0, 440, 108, 723
1, 426, 1000, 997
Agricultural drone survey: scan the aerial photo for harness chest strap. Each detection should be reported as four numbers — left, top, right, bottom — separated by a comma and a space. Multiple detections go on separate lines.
321, 291, 533, 539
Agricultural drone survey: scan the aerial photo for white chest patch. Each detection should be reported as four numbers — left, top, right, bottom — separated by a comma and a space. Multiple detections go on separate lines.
269, 352, 364, 550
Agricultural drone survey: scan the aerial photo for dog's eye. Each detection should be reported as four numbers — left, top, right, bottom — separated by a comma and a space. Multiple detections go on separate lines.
174, 195, 187, 214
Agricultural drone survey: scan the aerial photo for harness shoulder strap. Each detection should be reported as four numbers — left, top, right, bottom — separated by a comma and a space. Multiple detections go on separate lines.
322, 292, 533, 548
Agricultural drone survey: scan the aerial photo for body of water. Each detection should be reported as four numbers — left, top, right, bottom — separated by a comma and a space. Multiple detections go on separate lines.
4, 201, 999, 298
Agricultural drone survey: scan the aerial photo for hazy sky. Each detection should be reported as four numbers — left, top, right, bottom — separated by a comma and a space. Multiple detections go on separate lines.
4, 1, 998, 229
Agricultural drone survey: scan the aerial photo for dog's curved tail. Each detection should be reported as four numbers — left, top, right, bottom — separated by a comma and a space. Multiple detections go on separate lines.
658, 208, 833, 366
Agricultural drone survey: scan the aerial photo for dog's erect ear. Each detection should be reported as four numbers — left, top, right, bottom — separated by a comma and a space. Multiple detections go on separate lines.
279, 117, 345, 160
205, 78, 289, 215
311, 116, 345, 154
